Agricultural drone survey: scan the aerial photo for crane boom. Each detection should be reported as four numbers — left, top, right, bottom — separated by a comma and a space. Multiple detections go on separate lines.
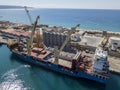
33, 29, 44, 48
59, 31, 71, 52
59, 24, 80, 52
27, 16, 39, 56
54, 24, 80, 64
24, 6, 33, 25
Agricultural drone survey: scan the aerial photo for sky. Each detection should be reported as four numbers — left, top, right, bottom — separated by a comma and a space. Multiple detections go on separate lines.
0, 0, 120, 9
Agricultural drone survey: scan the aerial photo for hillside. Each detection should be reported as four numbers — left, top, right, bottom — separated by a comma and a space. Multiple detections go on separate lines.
0, 5, 26, 9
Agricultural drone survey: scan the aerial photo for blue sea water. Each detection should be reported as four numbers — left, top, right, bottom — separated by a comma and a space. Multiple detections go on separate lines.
0, 8, 120, 32
0, 45, 120, 90
0, 9, 120, 90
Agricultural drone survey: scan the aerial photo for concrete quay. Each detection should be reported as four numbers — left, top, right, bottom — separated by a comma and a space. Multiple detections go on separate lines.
108, 56, 120, 74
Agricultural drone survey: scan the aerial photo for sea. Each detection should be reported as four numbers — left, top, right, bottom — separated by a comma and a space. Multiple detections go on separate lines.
0, 8, 120, 90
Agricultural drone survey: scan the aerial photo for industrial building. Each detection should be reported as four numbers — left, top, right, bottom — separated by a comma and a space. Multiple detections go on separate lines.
71, 33, 104, 52
108, 37, 120, 51
42, 27, 72, 52
42, 26, 105, 52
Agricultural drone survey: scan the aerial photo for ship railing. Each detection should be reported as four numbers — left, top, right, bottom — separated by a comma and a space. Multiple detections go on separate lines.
92, 73, 109, 80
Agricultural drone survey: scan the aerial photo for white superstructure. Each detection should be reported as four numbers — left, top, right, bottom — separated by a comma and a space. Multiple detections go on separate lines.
93, 47, 109, 75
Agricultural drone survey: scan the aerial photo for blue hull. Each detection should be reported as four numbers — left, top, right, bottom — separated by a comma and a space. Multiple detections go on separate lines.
13, 52, 108, 84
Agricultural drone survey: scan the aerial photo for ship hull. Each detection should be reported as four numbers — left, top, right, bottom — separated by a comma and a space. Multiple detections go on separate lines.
13, 51, 108, 84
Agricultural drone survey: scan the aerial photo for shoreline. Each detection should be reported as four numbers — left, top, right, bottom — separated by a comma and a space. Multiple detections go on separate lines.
0, 20, 120, 36
0, 20, 120, 33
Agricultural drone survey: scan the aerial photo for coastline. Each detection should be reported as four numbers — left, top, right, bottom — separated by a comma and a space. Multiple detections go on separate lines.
0, 20, 120, 36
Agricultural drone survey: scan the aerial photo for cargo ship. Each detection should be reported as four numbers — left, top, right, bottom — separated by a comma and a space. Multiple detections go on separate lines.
7, 16, 109, 84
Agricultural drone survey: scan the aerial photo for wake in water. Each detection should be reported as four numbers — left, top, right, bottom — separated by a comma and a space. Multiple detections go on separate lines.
0, 65, 31, 90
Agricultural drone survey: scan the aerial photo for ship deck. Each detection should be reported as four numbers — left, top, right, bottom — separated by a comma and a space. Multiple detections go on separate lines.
13, 45, 94, 70
47, 57, 72, 68
17, 47, 72, 68
31, 48, 52, 59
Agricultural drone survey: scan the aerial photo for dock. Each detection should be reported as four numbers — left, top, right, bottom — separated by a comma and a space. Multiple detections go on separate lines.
108, 56, 120, 74
0, 36, 8, 44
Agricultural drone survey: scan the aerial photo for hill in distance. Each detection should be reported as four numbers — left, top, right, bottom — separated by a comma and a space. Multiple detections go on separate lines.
0, 5, 32, 9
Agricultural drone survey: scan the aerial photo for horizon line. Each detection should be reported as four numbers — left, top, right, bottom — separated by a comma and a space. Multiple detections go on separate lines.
0, 4, 120, 10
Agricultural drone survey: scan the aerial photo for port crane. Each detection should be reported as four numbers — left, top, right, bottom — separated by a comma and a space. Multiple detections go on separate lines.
54, 24, 80, 64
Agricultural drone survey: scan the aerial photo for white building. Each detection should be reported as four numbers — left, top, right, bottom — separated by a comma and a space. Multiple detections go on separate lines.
108, 37, 120, 50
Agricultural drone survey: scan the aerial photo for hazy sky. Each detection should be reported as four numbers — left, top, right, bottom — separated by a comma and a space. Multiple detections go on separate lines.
0, 0, 120, 9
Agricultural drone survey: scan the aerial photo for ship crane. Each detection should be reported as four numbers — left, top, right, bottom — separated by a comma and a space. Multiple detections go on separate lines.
27, 16, 39, 56
54, 24, 80, 64
24, 6, 33, 25
33, 29, 44, 48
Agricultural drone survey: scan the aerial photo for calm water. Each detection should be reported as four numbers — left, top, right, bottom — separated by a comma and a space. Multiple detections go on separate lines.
0, 8, 120, 32
0, 45, 120, 90
0, 9, 120, 90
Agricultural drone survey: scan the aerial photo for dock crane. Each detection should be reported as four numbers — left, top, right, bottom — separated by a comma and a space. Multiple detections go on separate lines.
27, 16, 39, 56
54, 24, 80, 64
24, 6, 33, 25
